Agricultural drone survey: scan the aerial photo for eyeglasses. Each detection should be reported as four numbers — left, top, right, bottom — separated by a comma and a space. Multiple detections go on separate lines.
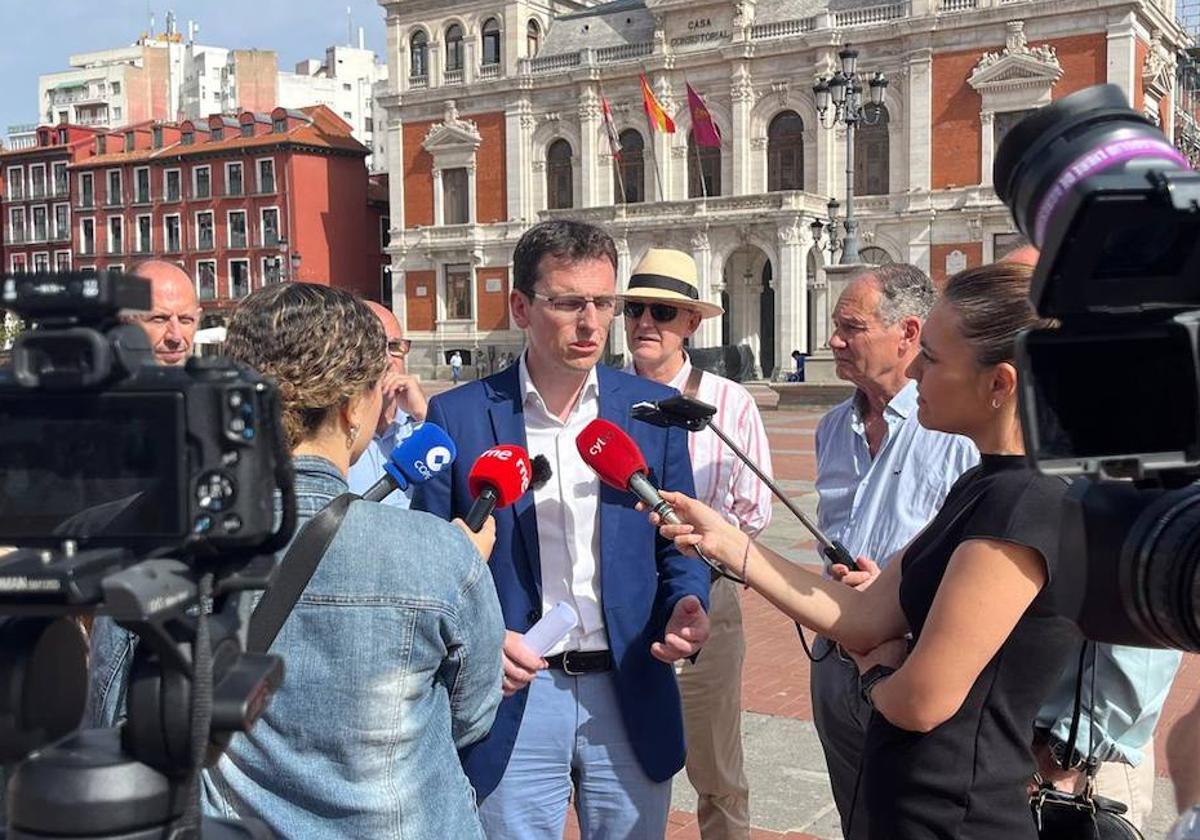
623, 301, 681, 323
386, 338, 411, 358
529, 291, 619, 316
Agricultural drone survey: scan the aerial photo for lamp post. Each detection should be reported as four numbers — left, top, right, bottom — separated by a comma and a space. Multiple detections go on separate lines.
813, 45, 888, 265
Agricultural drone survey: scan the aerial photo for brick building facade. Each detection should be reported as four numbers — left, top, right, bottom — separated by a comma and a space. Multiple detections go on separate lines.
378, 0, 1188, 379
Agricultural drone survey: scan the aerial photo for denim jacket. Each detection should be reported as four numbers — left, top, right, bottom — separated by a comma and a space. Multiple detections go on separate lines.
202, 456, 504, 840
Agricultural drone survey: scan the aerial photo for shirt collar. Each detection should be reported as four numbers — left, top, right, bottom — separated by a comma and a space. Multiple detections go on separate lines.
853, 379, 919, 423
623, 351, 691, 390
518, 350, 600, 412
377, 411, 412, 446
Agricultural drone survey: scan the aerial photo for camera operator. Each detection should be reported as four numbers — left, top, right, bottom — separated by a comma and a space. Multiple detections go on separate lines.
201, 282, 504, 839
87, 260, 204, 727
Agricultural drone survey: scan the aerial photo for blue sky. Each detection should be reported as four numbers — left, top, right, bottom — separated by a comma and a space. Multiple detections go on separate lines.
0, 0, 388, 139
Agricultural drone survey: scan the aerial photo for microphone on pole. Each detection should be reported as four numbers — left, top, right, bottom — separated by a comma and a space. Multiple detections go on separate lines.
631, 394, 859, 572
362, 423, 457, 502
464, 445, 536, 532
575, 418, 743, 584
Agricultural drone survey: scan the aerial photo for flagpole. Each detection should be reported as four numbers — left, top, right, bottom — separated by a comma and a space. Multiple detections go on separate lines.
599, 80, 628, 204
641, 70, 667, 203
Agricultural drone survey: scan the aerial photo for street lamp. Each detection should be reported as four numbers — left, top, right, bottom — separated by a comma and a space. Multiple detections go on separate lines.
809, 197, 844, 258
813, 44, 888, 264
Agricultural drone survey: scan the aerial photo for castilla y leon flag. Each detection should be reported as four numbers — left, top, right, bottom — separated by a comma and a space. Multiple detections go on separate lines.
640, 73, 676, 134
686, 83, 722, 148
601, 95, 622, 160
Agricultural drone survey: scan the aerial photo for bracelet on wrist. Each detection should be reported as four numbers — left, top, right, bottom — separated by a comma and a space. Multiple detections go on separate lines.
859, 664, 896, 709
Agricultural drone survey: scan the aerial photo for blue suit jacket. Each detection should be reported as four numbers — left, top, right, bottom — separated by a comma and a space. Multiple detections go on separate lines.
412, 363, 710, 799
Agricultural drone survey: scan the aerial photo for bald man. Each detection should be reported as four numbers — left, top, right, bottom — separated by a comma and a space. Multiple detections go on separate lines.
347, 300, 428, 507
126, 260, 202, 366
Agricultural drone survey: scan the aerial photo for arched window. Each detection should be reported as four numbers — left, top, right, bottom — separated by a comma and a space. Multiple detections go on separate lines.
546, 139, 573, 209
527, 20, 542, 57
409, 31, 428, 78
767, 110, 804, 191
445, 24, 464, 72
688, 130, 721, 198
482, 18, 501, 66
858, 246, 894, 265
614, 129, 644, 204
855, 104, 889, 196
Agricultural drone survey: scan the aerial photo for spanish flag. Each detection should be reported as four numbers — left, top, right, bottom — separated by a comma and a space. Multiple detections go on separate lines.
641, 72, 676, 134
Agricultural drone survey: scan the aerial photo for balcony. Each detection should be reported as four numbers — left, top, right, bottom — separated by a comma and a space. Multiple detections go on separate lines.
478, 64, 501, 81
444, 68, 464, 85
4, 231, 28, 246
409, 74, 429, 89
540, 191, 831, 228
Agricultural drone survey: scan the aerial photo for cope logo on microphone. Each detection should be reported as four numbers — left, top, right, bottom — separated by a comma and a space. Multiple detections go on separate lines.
413, 445, 454, 479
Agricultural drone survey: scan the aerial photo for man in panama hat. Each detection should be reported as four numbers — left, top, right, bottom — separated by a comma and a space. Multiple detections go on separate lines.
623, 248, 773, 840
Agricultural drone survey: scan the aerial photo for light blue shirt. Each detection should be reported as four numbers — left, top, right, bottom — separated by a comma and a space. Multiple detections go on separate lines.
1035, 644, 1182, 766
815, 380, 979, 568
347, 412, 416, 508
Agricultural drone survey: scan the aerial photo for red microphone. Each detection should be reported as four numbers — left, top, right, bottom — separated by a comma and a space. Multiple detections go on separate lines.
575, 419, 683, 527
465, 445, 533, 532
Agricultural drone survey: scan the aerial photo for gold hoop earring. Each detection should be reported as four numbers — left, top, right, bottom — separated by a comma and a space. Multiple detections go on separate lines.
991, 398, 1001, 410
347, 424, 360, 448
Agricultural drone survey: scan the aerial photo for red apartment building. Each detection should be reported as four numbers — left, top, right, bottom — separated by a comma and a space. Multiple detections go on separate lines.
64, 105, 385, 318
1, 124, 105, 274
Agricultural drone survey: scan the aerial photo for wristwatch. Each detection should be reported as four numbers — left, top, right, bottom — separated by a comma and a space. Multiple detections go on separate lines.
859, 664, 896, 709
1046, 734, 1089, 771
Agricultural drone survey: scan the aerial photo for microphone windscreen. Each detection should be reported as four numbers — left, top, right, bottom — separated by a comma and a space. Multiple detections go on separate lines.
531, 454, 552, 490
576, 418, 647, 491
468, 445, 532, 508
389, 422, 457, 487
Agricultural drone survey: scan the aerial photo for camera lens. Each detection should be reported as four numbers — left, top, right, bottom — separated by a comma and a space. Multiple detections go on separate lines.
1122, 486, 1200, 651
993, 84, 1189, 248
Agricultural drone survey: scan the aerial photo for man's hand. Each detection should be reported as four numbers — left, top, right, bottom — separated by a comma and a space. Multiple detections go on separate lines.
381, 368, 429, 423
1031, 740, 1084, 794
502, 631, 547, 696
651, 595, 710, 663
453, 516, 496, 563
831, 556, 881, 591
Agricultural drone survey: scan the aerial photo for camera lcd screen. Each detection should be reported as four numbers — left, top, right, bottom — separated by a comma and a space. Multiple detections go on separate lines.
1023, 328, 1198, 462
0, 392, 186, 544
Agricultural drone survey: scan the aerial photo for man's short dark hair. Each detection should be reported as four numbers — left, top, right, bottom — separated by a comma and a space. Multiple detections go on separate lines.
512, 220, 618, 297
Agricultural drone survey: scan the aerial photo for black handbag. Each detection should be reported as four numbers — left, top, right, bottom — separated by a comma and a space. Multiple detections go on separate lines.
1029, 642, 1144, 840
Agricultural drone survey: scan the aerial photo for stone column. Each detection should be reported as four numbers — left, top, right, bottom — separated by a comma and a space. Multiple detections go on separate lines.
1106, 13, 1138, 102
907, 47, 934, 197
506, 98, 533, 221
980, 111, 995, 187
579, 85, 601, 207
431, 168, 444, 226
776, 217, 809, 373
467, 165, 477, 223
387, 114, 405, 229
429, 42, 442, 88
610, 236, 631, 359
731, 63, 754, 195
463, 39, 477, 85
692, 229, 720, 347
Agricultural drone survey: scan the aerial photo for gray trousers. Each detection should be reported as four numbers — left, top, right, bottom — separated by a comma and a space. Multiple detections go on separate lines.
809, 636, 872, 840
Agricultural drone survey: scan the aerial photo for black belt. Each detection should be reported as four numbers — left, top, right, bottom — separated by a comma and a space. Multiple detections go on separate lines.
545, 650, 613, 675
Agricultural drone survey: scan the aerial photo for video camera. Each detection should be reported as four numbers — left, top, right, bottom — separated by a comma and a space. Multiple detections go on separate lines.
0, 270, 295, 838
995, 84, 1200, 651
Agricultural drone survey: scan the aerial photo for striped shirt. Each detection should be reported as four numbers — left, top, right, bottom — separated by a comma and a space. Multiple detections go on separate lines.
626, 354, 773, 536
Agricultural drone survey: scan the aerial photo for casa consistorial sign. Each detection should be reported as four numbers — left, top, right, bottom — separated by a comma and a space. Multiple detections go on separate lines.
667, 8, 732, 50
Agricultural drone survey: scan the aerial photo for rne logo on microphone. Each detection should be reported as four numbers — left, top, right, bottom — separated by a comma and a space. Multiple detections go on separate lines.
481, 448, 513, 461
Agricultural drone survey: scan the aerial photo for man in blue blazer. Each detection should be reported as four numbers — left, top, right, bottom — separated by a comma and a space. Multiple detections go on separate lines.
413, 220, 711, 839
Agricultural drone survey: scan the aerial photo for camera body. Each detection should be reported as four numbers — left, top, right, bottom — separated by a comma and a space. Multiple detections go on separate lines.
995, 85, 1200, 650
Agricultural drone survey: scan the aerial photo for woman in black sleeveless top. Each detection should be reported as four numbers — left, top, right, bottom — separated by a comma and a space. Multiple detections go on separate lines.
651, 262, 1078, 840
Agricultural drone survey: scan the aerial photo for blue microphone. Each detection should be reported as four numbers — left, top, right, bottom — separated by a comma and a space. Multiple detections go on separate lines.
362, 422, 457, 502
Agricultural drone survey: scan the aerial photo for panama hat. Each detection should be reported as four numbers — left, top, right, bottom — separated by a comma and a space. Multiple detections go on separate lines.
624, 248, 724, 319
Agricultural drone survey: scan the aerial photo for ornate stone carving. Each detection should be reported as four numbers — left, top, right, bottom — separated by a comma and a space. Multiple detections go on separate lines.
731, 0, 755, 29
771, 80, 790, 108
422, 100, 482, 153
537, 112, 562, 125
778, 216, 808, 246
531, 160, 546, 172
731, 64, 755, 103
578, 88, 602, 122
750, 136, 768, 151
672, 145, 688, 159
691, 229, 710, 251
1143, 30, 1175, 98
968, 21, 1062, 92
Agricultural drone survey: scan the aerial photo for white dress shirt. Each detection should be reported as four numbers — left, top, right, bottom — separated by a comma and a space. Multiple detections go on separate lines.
518, 354, 607, 654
